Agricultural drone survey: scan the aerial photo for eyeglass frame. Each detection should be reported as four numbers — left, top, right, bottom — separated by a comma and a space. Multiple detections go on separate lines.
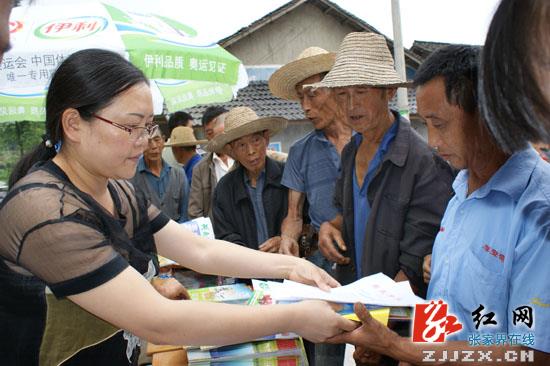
91, 113, 159, 141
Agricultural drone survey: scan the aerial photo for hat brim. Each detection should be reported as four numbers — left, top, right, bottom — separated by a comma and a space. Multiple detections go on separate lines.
205, 117, 288, 153
165, 139, 208, 147
268, 53, 336, 100
306, 79, 412, 89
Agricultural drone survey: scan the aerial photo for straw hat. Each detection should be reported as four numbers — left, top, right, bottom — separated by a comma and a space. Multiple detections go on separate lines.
268, 47, 336, 100
308, 32, 409, 89
164, 126, 207, 147
205, 107, 287, 153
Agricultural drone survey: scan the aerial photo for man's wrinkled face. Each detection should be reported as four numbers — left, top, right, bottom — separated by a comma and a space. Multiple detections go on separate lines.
417, 77, 470, 169
334, 86, 395, 134
143, 130, 164, 164
295, 74, 339, 130
229, 131, 269, 175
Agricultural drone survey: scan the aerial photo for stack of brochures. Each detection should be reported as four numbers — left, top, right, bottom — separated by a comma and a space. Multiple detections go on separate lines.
185, 282, 308, 365
186, 338, 308, 365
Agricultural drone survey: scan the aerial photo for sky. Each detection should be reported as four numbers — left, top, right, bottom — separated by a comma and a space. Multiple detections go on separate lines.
28, 0, 502, 48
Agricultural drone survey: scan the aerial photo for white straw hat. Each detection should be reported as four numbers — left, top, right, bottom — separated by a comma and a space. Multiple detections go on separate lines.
268, 47, 336, 100
308, 32, 409, 89
205, 107, 287, 153
164, 126, 207, 147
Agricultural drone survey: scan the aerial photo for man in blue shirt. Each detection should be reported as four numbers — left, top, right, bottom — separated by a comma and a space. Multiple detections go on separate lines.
330, 45, 550, 365
166, 126, 207, 184
268, 47, 352, 270
313, 33, 453, 296
131, 129, 189, 223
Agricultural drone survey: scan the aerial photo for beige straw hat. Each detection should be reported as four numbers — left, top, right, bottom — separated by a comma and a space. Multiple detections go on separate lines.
205, 107, 288, 153
268, 47, 336, 100
164, 126, 207, 147
307, 32, 409, 89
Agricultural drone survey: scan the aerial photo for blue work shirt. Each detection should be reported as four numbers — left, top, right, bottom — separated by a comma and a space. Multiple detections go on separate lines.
428, 148, 550, 353
245, 170, 269, 245
184, 153, 201, 184
352, 120, 398, 279
137, 157, 189, 222
281, 129, 342, 230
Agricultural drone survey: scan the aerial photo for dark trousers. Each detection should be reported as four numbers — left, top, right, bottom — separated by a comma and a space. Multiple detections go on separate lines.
0, 262, 46, 366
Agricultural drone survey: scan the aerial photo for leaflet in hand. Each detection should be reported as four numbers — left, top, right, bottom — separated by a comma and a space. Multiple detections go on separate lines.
266, 273, 423, 307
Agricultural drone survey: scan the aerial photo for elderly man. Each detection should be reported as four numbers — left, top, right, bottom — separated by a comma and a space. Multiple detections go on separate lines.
188, 106, 234, 220
268, 47, 352, 270
131, 129, 189, 223
207, 107, 288, 251
166, 126, 207, 184
316, 33, 454, 296
330, 44, 550, 366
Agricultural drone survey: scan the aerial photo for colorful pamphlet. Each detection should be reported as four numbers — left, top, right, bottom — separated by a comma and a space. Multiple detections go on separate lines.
188, 283, 253, 304
187, 338, 307, 365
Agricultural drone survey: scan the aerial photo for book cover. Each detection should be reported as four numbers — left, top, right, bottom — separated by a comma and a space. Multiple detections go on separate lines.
188, 283, 253, 304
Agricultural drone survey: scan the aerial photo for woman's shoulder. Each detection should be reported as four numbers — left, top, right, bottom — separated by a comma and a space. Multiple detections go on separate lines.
4, 171, 83, 222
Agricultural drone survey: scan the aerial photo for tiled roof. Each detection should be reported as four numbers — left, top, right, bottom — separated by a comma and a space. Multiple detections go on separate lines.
219, 0, 422, 68
409, 40, 454, 62
187, 81, 417, 122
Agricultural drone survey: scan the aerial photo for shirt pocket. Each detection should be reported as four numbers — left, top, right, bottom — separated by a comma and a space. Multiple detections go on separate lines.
451, 242, 508, 327
375, 193, 408, 240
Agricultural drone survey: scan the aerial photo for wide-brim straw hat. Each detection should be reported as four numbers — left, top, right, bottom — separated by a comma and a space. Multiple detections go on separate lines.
205, 106, 288, 153
164, 126, 207, 147
307, 32, 410, 89
268, 47, 336, 100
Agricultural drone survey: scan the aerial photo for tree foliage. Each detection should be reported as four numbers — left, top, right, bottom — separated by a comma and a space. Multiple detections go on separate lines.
0, 121, 45, 183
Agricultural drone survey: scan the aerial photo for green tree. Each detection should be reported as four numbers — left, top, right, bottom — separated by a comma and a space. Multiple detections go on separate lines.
0, 121, 45, 183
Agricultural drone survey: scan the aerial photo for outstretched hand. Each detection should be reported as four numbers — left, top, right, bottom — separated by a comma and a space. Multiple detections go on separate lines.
287, 258, 340, 291
291, 300, 358, 343
327, 303, 397, 355
318, 222, 350, 265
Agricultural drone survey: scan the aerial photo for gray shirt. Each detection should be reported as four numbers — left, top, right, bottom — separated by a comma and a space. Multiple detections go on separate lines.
244, 170, 269, 245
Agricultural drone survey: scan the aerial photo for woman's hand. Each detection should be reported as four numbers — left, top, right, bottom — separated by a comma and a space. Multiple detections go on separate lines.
290, 300, 358, 343
327, 303, 399, 355
286, 258, 340, 291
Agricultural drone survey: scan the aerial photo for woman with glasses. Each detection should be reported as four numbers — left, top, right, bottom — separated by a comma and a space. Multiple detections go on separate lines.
0, 49, 355, 366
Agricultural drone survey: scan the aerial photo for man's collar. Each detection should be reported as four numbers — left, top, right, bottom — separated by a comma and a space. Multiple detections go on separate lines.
235, 157, 283, 201
382, 111, 410, 168
138, 156, 170, 175
458, 148, 540, 201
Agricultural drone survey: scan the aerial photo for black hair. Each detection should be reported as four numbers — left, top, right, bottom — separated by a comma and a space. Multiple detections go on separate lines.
414, 45, 481, 114
167, 111, 193, 134
201, 106, 227, 126
415, 45, 507, 170
9, 49, 148, 187
479, 0, 550, 153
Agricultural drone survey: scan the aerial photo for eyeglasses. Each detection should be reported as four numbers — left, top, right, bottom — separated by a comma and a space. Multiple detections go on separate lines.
91, 113, 159, 141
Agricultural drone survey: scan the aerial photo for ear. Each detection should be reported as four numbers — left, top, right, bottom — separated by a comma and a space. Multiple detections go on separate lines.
263, 130, 270, 145
387, 88, 398, 100
222, 144, 236, 159
60, 108, 84, 144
